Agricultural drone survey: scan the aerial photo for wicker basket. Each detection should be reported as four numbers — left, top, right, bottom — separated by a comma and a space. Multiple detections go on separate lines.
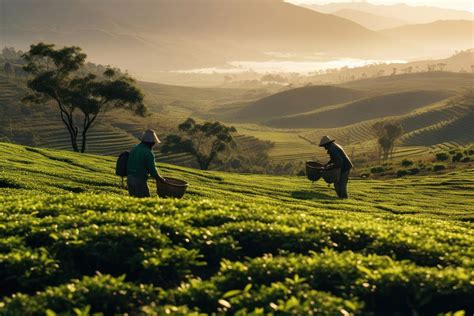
157, 177, 188, 199
306, 161, 324, 182
322, 168, 341, 184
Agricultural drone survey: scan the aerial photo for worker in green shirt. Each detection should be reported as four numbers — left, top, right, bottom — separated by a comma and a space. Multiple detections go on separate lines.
127, 130, 166, 198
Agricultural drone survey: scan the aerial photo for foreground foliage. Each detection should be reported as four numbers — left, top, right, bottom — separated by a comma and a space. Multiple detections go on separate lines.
0, 142, 473, 315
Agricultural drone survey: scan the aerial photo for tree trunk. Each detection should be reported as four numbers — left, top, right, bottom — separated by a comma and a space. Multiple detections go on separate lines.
203, 151, 218, 170
80, 114, 97, 153
55, 98, 79, 152
70, 133, 79, 152
60, 112, 79, 152
80, 130, 87, 153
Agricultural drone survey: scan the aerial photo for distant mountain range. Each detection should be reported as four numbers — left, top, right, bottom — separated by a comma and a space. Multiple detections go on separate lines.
304, 2, 473, 25
1, 0, 391, 73
381, 20, 474, 54
0, 0, 473, 79
331, 9, 410, 30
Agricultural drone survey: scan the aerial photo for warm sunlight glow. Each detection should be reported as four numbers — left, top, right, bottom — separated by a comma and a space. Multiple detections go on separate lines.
287, 0, 474, 12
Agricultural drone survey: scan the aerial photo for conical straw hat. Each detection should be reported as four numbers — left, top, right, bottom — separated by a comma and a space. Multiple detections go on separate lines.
319, 135, 335, 146
141, 129, 161, 143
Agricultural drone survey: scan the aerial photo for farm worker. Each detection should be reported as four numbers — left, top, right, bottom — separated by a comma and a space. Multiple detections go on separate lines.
127, 130, 166, 198
319, 136, 353, 199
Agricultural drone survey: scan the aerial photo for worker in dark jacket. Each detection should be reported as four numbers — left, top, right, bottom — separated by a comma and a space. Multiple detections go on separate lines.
127, 130, 166, 198
319, 136, 353, 199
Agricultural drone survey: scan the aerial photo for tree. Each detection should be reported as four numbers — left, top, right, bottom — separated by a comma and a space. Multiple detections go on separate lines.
1, 47, 22, 60
437, 63, 447, 71
3, 62, 13, 76
372, 121, 403, 161
160, 118, 237, 170
22, 43, 146, 153
261, 74, 287, 83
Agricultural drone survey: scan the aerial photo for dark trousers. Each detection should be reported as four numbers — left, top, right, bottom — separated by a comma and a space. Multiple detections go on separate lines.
334, 170, 350, 199
127, 175, 150, 198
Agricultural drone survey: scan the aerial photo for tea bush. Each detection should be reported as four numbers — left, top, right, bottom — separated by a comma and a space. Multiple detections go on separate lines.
370, 166, 385, 174
436, 152, 450, 161
452, 152, 464, 162
0, 142, 473, 315
397, 169, 408, 177
434, 164, 447, 172
401, 159, 414, 167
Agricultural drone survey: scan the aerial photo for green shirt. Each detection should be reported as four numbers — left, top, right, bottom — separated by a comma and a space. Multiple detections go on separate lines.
127, 143, 159, 179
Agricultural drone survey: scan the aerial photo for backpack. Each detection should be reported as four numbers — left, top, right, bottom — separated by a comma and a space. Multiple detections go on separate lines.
115, 151, 129, 188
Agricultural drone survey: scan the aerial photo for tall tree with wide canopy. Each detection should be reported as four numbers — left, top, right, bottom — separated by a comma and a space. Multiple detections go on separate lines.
22, 43, 146, 153
161, 118, 237, 170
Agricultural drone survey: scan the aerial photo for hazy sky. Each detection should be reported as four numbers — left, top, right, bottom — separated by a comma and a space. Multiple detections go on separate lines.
287, 0, 474, 12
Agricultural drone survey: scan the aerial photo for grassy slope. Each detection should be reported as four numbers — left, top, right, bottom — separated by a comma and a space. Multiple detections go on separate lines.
234, 86, 365, 122
341, 71, 474, 94
265, 90, 452, 128
238, 72, 473, 126
139, 81, 268, 114
0, 142, 473, 314
233, 73, 473, 160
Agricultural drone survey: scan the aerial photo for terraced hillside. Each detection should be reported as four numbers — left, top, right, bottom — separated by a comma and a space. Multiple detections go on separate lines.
0, 75, 271, 165
230, 73, 473, 162
0, 75, 151, 155
300, 93, 474, 157
0, 142, 473, 315
1, 72, 473, 168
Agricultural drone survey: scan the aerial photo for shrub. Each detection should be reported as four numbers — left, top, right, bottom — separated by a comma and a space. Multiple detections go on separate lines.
401, 159, 414, 167
408, 168, 420, 175
433, 164, 446, 172
0, 275, 162, 315
370, 167, 385, 174
435, 152, 449, 162
452, 153, 463, 162
397, 170, 408, 178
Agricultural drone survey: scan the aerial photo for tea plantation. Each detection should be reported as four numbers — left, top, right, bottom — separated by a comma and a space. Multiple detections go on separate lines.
0, 142, 473, 315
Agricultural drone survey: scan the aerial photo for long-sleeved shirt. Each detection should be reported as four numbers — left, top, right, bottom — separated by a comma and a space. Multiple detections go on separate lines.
327, 142, 353, 172
126, 143, 159, 179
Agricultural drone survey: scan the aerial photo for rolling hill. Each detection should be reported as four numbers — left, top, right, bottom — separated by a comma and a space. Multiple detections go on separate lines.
265, 90, 453, 129
331, 9, 409, 30
298, 97, 474, 160
233, 72, 473, 160
0, 74, 277, 171
237, 72, 472, 126
234, 86, 366, 122
0, 0, 394, 76
340, 71, 474, 93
